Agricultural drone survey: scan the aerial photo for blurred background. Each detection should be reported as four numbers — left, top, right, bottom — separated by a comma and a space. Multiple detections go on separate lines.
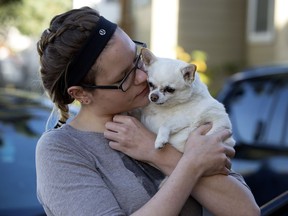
0, 0, 288, 215
0, 0, 288, 94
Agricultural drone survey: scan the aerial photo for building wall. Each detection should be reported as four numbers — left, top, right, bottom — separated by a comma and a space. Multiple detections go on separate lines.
131, 1, 152, 47
246, 42, 276, 66
177, 0, 247, 67
131, 0, 288, 68
247, 0, 288, 66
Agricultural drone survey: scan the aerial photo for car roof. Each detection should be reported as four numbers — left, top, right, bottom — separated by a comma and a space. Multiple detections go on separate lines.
229, 64, 288, 82
217, 64, 288, 101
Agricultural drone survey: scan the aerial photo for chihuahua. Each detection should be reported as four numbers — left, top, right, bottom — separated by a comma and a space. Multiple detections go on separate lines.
140, 48, 235, 152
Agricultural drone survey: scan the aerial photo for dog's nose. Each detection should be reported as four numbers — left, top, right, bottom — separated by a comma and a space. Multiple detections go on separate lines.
150, 94, 159, 102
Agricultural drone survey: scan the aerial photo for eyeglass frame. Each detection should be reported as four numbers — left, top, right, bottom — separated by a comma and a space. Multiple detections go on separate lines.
81, 40, 147, 92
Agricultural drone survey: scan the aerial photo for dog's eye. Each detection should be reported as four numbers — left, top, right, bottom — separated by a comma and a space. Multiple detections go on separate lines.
148, 82, 155, 89
164, 87, 175, 93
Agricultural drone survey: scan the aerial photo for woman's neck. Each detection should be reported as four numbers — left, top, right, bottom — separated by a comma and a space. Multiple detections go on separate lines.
69, 109, 113, 133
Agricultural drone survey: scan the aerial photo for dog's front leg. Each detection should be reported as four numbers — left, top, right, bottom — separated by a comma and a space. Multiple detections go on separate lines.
155, 126, 171, 149
155, 118, 190, 149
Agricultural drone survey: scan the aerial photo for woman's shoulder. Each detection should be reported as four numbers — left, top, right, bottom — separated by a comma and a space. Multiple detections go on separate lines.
38, 124, 72, 144
36, 124, 96, 167
36, 124, 106, 160
36, 125, 74, 154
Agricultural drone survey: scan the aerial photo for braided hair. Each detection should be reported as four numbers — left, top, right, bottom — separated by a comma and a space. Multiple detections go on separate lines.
37, 7, 101, 127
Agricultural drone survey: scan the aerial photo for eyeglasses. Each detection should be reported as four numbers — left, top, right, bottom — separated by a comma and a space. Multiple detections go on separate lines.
81, 40, 147, 92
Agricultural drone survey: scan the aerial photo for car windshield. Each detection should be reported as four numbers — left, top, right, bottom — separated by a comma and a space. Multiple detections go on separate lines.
223, 74, 288, 147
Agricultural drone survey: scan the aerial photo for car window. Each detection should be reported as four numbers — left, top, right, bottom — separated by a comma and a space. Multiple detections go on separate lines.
0, 108, 48, 211
265, 78, 288, 147
224, 75, 288, 147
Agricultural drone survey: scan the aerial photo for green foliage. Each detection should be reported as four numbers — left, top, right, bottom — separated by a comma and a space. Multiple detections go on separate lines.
0, 0, 72, 37
204, 62, 244, 97
0, 0, 21, 5
0, 0, 22, 28
176, 46, 243, 97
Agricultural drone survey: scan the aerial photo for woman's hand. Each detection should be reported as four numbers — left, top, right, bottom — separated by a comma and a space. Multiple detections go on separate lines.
104, 115, 182, 174
182, 124, 235, 177
104, 115, 157, 162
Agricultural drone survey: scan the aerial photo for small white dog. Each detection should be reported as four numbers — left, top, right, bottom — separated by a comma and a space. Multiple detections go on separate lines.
140, 48, 235, 152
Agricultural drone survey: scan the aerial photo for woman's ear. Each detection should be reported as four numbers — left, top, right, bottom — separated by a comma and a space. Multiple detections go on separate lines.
67, 86, 90, 104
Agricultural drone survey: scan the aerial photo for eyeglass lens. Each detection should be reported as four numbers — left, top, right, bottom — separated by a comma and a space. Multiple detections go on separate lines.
121, 44, 145, 91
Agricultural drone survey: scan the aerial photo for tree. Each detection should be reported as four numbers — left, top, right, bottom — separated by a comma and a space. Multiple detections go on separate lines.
0, 0, 72, 37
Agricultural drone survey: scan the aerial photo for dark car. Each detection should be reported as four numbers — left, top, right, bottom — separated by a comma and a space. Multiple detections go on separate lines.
0, 88, 78, 216
217, 65, 288, 211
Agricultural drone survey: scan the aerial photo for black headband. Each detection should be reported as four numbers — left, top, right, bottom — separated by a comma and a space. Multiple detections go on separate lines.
65, 16, 117, 88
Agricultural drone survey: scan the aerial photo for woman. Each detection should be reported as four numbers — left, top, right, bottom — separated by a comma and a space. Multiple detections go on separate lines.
36, 6, 260, 216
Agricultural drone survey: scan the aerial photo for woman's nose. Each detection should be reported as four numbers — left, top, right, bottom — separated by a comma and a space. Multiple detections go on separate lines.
134, 69, 148, 85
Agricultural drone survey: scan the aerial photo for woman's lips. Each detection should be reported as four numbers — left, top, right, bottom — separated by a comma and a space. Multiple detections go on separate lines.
137, 85, 149, 97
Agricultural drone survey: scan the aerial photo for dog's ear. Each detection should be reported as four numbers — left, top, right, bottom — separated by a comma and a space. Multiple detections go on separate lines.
141, 48, 157, 65
181, 64, 197, 84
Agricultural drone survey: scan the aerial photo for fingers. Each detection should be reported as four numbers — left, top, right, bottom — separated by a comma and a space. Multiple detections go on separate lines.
111, 114, 125, 123
215, 129, 235, 158
215, 157, 232, 176
104, 119, 127, 143
108, 140, 122, 151
105, 116, 132, 132
103, 129, 117, 141
193, 123, 213, 135
225, 146, 235, 159
188, 125, 235, 177
112, 114, 136, 123
225, 156, 232, 170
105, 121, 121, 133
223, 167, 231, 176
219, 129, 233, 142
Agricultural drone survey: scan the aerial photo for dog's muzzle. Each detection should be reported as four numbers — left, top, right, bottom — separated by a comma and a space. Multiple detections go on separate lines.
150, 93, 159, 102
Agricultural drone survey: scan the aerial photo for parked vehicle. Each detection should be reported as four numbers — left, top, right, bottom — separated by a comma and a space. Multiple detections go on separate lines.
261, 191, 288, 216
217, 65, 288, 209
0, 88, 49, 215
0, 88, 78, 216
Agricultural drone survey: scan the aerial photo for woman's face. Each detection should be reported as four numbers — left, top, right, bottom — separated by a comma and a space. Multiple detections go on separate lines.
90, 28, 150, 115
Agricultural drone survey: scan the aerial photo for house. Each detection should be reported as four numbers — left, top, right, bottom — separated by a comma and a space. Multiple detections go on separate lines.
129, 0, 288, 69
73, 0, 288, 92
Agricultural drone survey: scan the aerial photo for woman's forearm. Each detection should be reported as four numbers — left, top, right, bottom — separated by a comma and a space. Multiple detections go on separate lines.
147, 143, 182, 176
131, 156, 202, 216
191, 174, 260, 216
149, 145, 260, 216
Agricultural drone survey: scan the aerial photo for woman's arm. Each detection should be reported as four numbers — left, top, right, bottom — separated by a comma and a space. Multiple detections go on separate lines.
192, 174, 260, 216
104, 115, 260, 216
131, 142, 224, 216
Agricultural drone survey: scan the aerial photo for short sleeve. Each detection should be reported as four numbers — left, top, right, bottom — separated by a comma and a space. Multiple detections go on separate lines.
36, 133, 126, 216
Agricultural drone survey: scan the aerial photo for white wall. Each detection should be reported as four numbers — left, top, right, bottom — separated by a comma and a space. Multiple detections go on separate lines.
150, 0, 179, 58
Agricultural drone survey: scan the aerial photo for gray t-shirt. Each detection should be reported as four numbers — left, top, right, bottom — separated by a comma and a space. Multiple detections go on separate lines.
36, 124, 246, 216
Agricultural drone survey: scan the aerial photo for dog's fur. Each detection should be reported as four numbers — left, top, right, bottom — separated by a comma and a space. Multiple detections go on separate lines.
140, 48, 235, 152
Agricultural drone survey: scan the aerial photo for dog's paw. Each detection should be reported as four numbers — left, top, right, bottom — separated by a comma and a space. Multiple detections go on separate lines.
155, 136, 168, 149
